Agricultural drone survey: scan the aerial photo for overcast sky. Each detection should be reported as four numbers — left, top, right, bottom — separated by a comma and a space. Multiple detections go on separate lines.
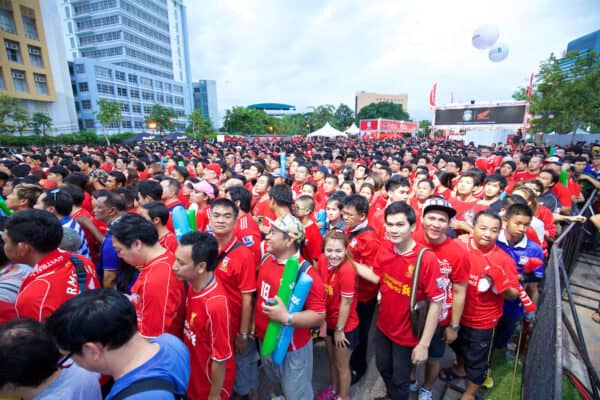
186, 0, 600, 122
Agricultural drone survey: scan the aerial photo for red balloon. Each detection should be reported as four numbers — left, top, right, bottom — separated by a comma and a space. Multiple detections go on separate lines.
475, 157, 489, 171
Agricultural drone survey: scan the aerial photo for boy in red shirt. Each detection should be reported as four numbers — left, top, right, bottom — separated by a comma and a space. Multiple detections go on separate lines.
140, 201, 178, 253
293, 195, 323, 267
225, 185, 262, 266
449, 171, 487, 235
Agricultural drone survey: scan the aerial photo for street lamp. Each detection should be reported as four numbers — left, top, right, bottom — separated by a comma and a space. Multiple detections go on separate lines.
147, 121, 157, 135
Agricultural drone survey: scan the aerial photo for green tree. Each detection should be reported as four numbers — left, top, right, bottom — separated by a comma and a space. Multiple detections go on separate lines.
186, 109, 215, 137
276, 113, 309, 135
222, 106, 277, 135
356, 101, 410, 122
29, 112, 52, 136
0, 96, 29, 135
306, 104, 337, 130
334, 103, 355, 130
419, 120, 431, 135
12, 107, 29, 136
146, 104, 177, 134
95, 99, 123, 144
513, 50, 600, 134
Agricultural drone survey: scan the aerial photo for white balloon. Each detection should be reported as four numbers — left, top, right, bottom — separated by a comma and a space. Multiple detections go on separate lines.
472, 25, 499, 50
488, 43, 509, 62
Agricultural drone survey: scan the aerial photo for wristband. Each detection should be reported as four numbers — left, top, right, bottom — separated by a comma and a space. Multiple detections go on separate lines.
335, 327, 344, 333
285, 313, 294, 326
238, 332, 248, 339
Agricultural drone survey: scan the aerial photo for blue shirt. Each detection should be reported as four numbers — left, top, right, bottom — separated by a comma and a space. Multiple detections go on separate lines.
107, 334, 190, 400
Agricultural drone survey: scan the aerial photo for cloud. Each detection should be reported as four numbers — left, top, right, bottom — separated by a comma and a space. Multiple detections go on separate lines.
185, 0, 600, 122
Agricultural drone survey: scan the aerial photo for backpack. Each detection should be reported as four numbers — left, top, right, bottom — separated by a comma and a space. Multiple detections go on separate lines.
111, 378, 189, 400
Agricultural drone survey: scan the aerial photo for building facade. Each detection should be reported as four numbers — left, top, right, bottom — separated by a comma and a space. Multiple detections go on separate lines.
192, 80, 218, 128
354, 91, 408, 116
59, 0, 192, 133
566, 30, 600, 54
0, 0, 78, 133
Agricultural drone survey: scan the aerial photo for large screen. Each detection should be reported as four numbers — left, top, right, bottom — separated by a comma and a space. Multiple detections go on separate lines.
435, 105, 526, 125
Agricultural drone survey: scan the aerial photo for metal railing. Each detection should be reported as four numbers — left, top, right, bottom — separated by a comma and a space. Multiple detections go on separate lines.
522, 189, 599, 399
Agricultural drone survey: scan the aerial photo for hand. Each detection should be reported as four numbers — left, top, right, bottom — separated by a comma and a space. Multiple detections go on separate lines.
262, 296, 289, 325
235, 334, 249, 354
411, 343, 429, 365
334, 330, 350, 348
568, 215, 586, 223
444, 326, 458, 344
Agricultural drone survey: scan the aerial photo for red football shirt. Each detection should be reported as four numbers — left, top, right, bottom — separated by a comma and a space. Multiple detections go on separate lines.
214, 237, 257, 336
374, 242, 444, 346
15, 249, 100, 321
234, 214, 262, 265
195, 207, 211, 232
183, 277, 235, 400
346, 225, 380, 302
159, 231, 178, 253
301, 221, 323, 265
130, 250, 186, 338
254, 255, 325, 352
448, 197, 486, 227
551, 182, 572, 209
252, 198, 276, 222
461, 241, 520, 329
317, 256, 359, 332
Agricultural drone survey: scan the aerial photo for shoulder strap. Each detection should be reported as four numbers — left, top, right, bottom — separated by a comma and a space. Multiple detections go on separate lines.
111, 378, 186, 400
295, 259, 311, 284
215, 242, 243, 267
409, 248, 429, 312
348, 226, 374, 241
69, 255, 87, 294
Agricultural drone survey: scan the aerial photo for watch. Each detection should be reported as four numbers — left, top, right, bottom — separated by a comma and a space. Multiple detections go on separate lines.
335, 327, 344, 333
285, 313, 294, 326
449, 324, 460, 332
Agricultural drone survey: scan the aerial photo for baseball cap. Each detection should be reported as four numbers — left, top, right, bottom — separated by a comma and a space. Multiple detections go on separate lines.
267, 214, 305, 244
422, 197, 456, 219
313, 165, 329, 175
187, 180, 215, 199
544, 156, 562, 165
205, 163, 222, 176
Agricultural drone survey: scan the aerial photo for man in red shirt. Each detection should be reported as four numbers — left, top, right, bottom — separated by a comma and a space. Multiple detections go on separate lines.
4, 209, 99, 322
255, 214, 325, 400
444, 211, 520, 400
252, 174, 276, 223
372, 177, 411, 240
449, 171, 486, 235
225, 185, 262, 266
174, 231, 235, 400
542, 157, 573, 215
293, 195, 323, 267
209, 198, 259, 399
353, 201, 444, 400
110, 213, 185, 338
140, 201, 178, 253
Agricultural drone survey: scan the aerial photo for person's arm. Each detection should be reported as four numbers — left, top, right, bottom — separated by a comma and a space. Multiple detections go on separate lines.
501, 287, 519, 300
444, 282, 467, 344
262, 297, 324, 328
103, 270, 117, 289
350, 261, 380, 284
552, 213, 586, 223
579, 173, 600, 190
76, 215, 105, 243
207, 360, 226, 400
412, 301, 442, 365
334, 296, 353, 348
236, 292, 254, 354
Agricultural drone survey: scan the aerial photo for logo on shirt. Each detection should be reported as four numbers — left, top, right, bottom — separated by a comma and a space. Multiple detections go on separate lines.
350, 239, 358, 248
219, 257, 230, 272
183, 320, 197, 347
405, 264, 415, 279
242, 236, 254, 247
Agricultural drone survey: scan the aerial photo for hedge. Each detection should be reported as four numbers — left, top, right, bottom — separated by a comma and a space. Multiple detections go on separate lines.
0, 131, 136, 146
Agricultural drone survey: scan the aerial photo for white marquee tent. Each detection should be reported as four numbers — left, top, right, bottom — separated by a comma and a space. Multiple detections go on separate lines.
345, 123, 360, 135
307, 122, 347, 138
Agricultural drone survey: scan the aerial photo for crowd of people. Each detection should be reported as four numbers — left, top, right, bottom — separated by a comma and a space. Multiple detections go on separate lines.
0, 136, 599, 400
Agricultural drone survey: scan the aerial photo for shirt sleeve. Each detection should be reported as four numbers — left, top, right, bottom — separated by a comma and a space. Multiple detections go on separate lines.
450, 248, 470, 284
15, 280, 52, 322
304, 268, 326, 314
206, 296, 233, 361
419, 251, 445, 303
101, 238, 120, 271
339, 263, 356, 298
237, 248, 257, 294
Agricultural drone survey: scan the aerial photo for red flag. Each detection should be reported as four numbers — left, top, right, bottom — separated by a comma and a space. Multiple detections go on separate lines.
526, 73, 534, 99
429, 83, 437, 107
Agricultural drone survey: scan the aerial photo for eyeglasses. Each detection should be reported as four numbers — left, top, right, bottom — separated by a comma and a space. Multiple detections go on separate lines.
57, 351, 73, 368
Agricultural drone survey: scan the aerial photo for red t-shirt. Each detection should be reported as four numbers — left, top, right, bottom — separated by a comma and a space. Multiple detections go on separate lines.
461, 241, 520, 329
130, 250, 186, 338
214, 237, 257, 336
234, 214, 262, 265
552, 183, 572, 209
177, 187, 190, 209
317, 256, 359, 332
183, 277, 235, 400
301, 221, 323, 265
413, 232, 470, 326
72, 208, 98, 261
195, 207, 211, 232
513, 170, 538, 182
254, 255, 325, 352
82, 191, 93, 214
449, 197, 487, 227
371, 207, 387, 240
159, 231, 178, 253
374, 242, 444, 346
347, 225, 381, 302
252, 198, 276, 222
15, 249, 100, 321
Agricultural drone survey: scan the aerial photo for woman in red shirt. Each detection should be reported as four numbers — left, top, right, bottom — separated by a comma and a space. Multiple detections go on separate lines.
317, 230, 359, 400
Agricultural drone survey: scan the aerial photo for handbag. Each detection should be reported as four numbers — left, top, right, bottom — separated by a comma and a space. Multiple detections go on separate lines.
409, 247, 430, 339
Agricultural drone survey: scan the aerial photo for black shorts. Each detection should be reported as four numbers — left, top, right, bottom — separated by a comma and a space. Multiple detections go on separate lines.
450, 326, 494, 385
327, 327, 360, 351
428, 325, 447, 361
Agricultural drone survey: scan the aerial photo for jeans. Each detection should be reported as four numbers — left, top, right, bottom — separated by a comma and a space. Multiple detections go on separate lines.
375, 328, 413, 400
350, 298, 377, 378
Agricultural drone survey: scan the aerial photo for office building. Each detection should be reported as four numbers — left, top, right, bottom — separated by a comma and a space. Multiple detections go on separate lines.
355, 91, 408, 116
0, 0, 78, 134
192, 80, 218, 128
560, 30, 600, 76
59, 0, 193, 133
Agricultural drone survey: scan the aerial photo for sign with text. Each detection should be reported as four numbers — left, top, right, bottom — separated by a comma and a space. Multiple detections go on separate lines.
435, 105, 527, 125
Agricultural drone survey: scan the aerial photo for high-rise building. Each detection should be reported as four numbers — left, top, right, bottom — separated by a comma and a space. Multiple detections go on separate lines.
355, 91, 408, 116
560, 30, 600, 76
0, 0, 78, 134
192, 80, 218, 127
59, 0, 193, 133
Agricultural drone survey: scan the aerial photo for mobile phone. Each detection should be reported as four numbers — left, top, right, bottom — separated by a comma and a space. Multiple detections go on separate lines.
265, 297, 277, 306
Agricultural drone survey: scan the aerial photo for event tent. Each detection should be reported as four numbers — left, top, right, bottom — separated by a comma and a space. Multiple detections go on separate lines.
345, 123, 360, 135
307, 122, 347, 138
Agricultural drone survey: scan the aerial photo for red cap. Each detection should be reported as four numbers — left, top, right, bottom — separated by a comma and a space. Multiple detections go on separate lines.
205, 164, 222, 176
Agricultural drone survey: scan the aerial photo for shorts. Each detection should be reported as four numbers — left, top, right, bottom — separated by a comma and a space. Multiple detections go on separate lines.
234, 337, 259, 395
326, 326, 360, 352
260, 339, 314, 400
450, 326, 494, 385
428, 325, 446, 361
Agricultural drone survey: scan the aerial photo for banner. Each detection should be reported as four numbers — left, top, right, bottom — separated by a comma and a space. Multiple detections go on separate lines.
429, 83, 437, 107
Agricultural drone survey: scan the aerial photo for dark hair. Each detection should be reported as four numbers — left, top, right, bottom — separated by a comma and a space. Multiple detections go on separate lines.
260, 173, 275, 188
41, 188, 74, 216
460, 169, 484, 187
341, 181, 356, 194
113, 187, 136, 210
327, 190, 347, 209
0, 319, 60, 388
161, 177, 180, 193
225, 185, 251, 213
142, 201, 170, 225
417, 179, 435, 190
501, 193, 528, 209
385, 176, 410, 192
110, 213, 158, 247
173, 166, 189, 180
6, 209, 63, 253
138, 180, 163, 201
504, 203, 533, 220
179, 231, 219, 271
302, 181, 318, 193
296, 194, 315, 213
48, 166, 69, 178
473, 211, 502, 227
64, 172, 88, 190
484, 174, 508, 190
61, 184, 84, 207
94, 190, 126, 211
324, 174, 339, 185
501, 160, 516, 172
384, 201, 416, 225
210, 198, 239, 219
269, 184, 293, 208
109, 171, 126, 187
539, 169, 559, 185
45, 288, 138, 354
342, 193, 369, 216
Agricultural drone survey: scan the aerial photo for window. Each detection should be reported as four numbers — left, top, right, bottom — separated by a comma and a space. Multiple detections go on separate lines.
140, 77, 152, 88
97, 83, 114, 95
0, 7, 16, 33
73, 0, 117, 15
173, 85, 183, 95
141, 91, 153, 101
28, 46, 43, 67
65, 6, 70, 18
128, 74, 138, 84
155, 81, 163, 90
115, 71, 125, 81
75, 64, 85, 73
67, 22, 72, 34
81, 100, 92, 109
95, 66, 112, 80
20, 7, 38, 40
76, 15, 118, 30
174, 96, 183, 106
117, 86, 128, 97
156, 93, 164, 103
164, 83, 171, 92
131, 103, 141, 113
84, 119, 95, 129
75, 101, 80, 112
81, 47, 122, 58
165, 94, 172, 104
33, 73, 48, 94
70, 38, 75, 49
11, 70, 27, 92
130, 88, 139, 98
134, 120, 144, 129
78, 82, 89, 92
122, 120, 132, 129
143, 106, 151, 115
121, 102, 130, 113
5, 40, 22, 63
0, 68, 5, 90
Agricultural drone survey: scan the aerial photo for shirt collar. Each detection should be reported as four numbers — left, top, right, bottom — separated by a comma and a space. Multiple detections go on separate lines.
350, 219, 368, 233
275, 250, 301, 265
498, 229, 528, 248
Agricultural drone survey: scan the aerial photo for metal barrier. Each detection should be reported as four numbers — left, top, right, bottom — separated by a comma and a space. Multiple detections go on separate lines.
522, 190, 599, 399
